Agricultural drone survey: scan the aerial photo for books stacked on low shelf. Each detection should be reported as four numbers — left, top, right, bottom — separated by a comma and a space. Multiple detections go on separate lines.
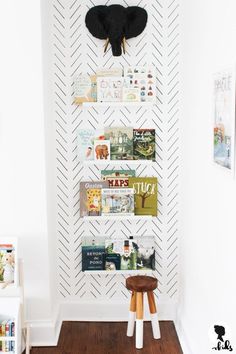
0, 319, 15, 352
77, 127, 156, 162
82, 237, 155, 272
74, 66, 156, 104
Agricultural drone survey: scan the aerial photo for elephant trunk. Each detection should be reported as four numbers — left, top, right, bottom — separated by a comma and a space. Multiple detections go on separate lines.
110, 38, 122, 56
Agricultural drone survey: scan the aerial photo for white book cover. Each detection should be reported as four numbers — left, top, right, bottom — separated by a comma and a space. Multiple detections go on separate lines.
97, 77, 123, 102
77, 129, 105, 161
101, 188, 135, 216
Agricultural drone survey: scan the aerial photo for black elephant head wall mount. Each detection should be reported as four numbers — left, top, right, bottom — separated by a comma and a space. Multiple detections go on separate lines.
85, 5, 148, 57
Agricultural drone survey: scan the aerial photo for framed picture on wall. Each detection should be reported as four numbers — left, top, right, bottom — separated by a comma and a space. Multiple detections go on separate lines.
213, 69, 236, 173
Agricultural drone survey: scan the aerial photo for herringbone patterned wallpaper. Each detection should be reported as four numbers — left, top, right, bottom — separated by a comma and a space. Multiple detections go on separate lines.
52, 0, 180, 305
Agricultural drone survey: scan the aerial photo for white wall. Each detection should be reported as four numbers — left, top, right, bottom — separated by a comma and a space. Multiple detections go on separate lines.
0, 0, 52, 321
179, 0, 236, 353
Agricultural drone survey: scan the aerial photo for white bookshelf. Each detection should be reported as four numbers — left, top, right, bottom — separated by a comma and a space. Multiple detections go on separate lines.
0, 260, 30, 354
84, 269, 153, 275
83, 215, 153, 221
0, 298, 20, 354
82, 101, 154, 108
83, 159, 153, 166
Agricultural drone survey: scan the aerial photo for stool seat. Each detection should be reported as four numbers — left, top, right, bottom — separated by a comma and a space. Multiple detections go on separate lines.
126, 275, 157, 292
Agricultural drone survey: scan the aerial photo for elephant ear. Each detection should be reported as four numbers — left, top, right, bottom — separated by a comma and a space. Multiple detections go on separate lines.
85, 6, 108, 39
125, 7, 148, 39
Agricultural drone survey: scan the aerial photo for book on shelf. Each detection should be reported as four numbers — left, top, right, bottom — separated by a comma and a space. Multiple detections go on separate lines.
105, 239, 138, 270
80, 181, 109, 217
123, 66, 156, 103
77, 129, 105, 161
81, 236, 155, 272
97, 77, 123, 102
0, 340, 15, 352
82, 237, 106, 271
128, 177, 158, 216
0, 319, 15, 337
96, 68, 123, 77
0, 240, 17, 289
105, 127, 133, 160
94, 140, 110, 161
74, 74, 97, 104
133, 128, 156, 161
136, 236, 155, 270
101, 170, 136, 188
101, 188, 135, 216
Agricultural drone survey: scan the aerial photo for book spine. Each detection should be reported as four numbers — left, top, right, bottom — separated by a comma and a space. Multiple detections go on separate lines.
10, 322, 15, 337
5, 321, 10, 337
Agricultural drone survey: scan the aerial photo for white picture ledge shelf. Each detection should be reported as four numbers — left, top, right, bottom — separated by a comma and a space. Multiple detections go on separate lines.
82, 101, 155, 108
83, 215, 153, 221
83, 160, 154, 166
83, 270, 153, 275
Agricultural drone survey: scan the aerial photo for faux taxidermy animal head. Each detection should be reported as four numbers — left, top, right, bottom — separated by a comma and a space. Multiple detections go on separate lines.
85, 5, 148, 57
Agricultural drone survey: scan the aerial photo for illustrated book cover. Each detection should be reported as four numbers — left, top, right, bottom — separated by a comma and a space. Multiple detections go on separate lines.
105, 239, 138, 270
74, 75, 97, 104
77, 129, 105, 161
94, 140, 110, 160
97, 77, 123, 102
133, 129, 156, 161
80, 181, 109, 217
213, 69, 235, 171
101, 188, 135, 216
105, 127, 133, 160
128, 177, 158, 216
101, 170, 136, 188
123, 66, 156, 103
0, 239, 17, 289
136, 236, 155, 270
82, 237, 106, 271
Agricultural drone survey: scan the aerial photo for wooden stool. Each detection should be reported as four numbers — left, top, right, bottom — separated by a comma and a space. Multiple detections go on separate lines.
126, 275, 161, 349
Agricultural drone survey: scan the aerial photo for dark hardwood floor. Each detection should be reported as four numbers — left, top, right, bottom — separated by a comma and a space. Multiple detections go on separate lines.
30, 321, 183, 354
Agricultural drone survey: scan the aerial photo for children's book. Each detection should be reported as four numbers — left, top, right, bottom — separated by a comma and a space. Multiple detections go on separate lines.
94, 140, 110, 161
101, 170, 136, 188
133, 129, 156, 161
96, 68, 123, 77
128, 177, 158, 216
80, 181, 109, 217
97, 77, 123, 102
77, 129, 105, 161
101, 188, 134, 216
105, 127, 133, 160
82, 237, 106, 271
74, 75, 97, 104
123, 66, 156, 103
105, 239, 138, 270
0, 239, 17, 289
104, 254, 121, 271
136, 237, 155, 270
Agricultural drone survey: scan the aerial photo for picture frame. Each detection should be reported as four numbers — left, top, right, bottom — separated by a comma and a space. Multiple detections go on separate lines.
213, 68, 236, 174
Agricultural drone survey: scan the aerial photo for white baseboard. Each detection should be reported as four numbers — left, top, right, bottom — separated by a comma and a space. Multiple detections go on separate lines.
175, 317, 193, 354
29, 300, 177, 346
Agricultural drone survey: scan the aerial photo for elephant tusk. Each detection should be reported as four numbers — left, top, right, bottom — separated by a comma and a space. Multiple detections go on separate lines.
104, 38, 109, 53
122, 37, 126, 54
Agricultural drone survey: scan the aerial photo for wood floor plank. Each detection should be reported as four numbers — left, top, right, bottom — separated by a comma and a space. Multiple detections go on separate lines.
30, 321, 183, 354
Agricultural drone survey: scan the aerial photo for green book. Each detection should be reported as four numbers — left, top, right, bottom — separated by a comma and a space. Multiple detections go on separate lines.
129, 177, 158, 216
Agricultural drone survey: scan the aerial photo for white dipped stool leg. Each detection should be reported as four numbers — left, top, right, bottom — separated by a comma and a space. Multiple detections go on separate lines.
127, 291, 136, 337
136, 292, 144, 349
147, 291, 161, 339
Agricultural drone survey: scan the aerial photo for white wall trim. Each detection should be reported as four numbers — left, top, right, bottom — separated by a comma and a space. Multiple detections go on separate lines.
29, 301, 177, 346
175, 318, 193, 354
